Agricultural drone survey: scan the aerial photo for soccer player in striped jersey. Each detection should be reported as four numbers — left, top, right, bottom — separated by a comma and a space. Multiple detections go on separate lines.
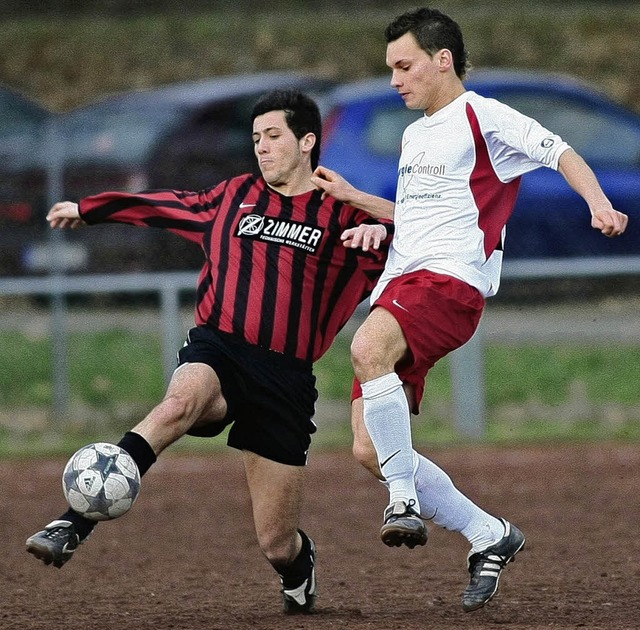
312, 7, 628, 614
26, 89, 393, 615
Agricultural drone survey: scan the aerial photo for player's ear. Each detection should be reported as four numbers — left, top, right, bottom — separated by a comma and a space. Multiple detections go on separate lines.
301, 132, 316, 155
437, 48, 454, 72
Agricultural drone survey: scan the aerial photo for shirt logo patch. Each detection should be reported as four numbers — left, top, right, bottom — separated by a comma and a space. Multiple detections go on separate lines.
398, 151, 447, 192
541, 138, 555, 148
236, 213, 324, 254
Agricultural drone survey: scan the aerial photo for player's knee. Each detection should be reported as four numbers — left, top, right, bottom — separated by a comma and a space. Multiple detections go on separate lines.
350, 335, 386, 380
156, 394, 198, 428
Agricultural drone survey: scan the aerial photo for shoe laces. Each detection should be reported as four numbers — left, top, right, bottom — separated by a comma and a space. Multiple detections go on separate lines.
405, 499, 418, 514
43, 525, 71, 541
387, 499, 419, 516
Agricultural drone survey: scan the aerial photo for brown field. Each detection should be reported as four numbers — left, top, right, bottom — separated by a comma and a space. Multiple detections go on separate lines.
2, 443, 639, 629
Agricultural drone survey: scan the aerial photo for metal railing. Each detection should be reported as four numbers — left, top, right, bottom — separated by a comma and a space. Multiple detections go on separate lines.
2, 255, 639, 436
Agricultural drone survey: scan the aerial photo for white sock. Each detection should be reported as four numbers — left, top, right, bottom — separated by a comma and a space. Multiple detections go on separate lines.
361, 373, 419, 510
412, 451, 504, 552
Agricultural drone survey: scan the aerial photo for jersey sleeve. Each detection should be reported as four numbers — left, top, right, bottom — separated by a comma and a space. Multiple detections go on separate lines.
478, 97, 572, 182
78, 185, 225, 246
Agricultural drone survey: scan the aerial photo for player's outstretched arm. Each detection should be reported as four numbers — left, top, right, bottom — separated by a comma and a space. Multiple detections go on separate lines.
46, 201, 86, 230
558, 149, 628, 237
311, 166, 395, 220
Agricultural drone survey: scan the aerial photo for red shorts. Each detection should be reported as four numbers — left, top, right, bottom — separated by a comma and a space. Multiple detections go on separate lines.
352, 270, 485, 413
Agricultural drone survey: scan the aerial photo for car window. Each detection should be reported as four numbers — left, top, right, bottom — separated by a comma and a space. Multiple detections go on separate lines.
60, 101, 182, 166
366, 104, 422, 157
0, 90, 46, 139
0, 89, 48, 174
0, 90, 48, 235
495, 92, 640, 167
148, 96, 258, 189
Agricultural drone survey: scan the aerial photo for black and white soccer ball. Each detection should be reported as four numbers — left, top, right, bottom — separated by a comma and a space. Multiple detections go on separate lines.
62, 442, 141, 521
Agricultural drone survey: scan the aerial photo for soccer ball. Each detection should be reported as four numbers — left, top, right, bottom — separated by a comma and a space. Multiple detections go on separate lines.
62, 442, 141, 521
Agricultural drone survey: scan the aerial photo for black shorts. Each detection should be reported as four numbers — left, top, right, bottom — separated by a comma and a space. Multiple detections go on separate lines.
177, 326, 318, 466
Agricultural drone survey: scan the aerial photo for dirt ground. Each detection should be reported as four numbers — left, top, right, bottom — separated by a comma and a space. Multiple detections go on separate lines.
1, 442, 639, 630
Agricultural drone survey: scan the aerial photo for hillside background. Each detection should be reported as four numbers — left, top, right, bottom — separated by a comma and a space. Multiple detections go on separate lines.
0, 1, 638, 114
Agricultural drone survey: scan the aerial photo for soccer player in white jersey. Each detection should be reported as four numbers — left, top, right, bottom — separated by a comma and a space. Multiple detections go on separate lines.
312, 6, 628, 613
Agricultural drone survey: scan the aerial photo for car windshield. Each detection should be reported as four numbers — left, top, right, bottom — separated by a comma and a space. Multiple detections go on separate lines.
496, 92, 640, 167
366, 103, 422, 156
0, 90, 48, 171
59, 99, 184, 166
0, 91, 46, 138
57, 75, 335, 170
356, 87, 640, 169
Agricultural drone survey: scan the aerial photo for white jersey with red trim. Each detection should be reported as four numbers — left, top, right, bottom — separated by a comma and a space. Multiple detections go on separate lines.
372, 90, 571, 300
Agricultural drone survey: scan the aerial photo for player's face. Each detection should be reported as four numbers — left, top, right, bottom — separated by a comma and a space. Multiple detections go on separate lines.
252, 110, 308, 187
386, 32, 445, 114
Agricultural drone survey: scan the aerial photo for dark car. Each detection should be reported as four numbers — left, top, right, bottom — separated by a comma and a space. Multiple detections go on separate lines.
320, 70, 640, 259
0, 85, 51, 275
40, 72, 336, 274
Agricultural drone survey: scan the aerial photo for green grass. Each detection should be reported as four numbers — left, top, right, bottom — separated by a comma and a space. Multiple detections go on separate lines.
315, 335, 640, 410
1, 330, 640, 457
0, 330, 165, 408
486, 345, 640, 406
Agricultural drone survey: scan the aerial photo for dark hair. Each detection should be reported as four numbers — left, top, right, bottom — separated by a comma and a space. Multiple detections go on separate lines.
251, 89, 322, 169
385, 7, 469, 79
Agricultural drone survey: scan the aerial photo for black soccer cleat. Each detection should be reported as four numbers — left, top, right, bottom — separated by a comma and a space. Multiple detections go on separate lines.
462, 519, 526, 612
281, 538, 317, 614
26, 520, 82, 568
380, 500, 428, 549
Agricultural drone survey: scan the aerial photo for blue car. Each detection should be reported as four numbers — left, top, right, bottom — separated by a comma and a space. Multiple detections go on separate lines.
320, 70, 640, 259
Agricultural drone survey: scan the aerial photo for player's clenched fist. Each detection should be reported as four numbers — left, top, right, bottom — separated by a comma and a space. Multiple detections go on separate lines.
47, 201, 85, 230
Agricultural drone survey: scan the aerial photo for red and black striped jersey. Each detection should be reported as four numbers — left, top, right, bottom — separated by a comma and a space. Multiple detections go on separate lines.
79, 173, 391, 362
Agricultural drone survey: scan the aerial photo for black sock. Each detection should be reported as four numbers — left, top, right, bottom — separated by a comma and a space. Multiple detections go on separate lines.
273, 529, 314, 589
116, 431, 157, 477
58, 432, 157, 539
58, 508, 96, 540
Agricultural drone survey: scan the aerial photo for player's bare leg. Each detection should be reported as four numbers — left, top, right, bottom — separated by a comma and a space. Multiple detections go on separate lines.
242, 451, 316, 614
351, 308, 427, 548
132, 362, 228, 452
351, 394, 427, 548
26, 362, 228, 568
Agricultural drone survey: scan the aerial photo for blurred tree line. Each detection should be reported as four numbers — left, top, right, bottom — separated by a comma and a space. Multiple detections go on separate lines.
5, 0, 422, 18
0, 1, 638, 113
1, 0, 627, 17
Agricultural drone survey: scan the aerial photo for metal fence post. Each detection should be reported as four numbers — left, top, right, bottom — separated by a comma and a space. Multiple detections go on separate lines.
160, 283, 182, 387
45, 114, 70, 421
449, 322, 486, 438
